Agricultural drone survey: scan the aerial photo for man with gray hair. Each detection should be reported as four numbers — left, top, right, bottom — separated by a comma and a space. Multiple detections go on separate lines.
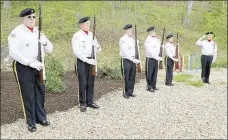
8, 8, 53, 132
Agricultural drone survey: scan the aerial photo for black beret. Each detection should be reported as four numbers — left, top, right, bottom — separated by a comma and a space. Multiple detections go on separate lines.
19, 8, 35, 17
123, 24, 132, 29
206, 32, 214, 35
147, 26, 155, 32
78, 17, 90, 23
166, 34, 173, 39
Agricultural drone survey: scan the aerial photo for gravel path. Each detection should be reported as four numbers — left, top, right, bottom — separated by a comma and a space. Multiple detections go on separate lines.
1, 69, 227, 139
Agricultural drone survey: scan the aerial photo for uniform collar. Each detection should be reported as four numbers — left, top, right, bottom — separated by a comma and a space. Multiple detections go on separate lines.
124, 33, 133, 38
22, 24, 37, 33
80, 29, 90, 35
149, 35, 158, 39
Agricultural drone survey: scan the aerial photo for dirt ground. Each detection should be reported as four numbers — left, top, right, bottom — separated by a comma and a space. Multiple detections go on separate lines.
1, 71, 145, 125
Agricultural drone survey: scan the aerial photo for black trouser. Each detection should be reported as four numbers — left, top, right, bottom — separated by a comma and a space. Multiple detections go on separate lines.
201, 55, 213, 82
121, 59, 136, 95
75, 58, 95, 105
12, 61, 46, 125
145, 57, 158, 89
165, 57, 174, 84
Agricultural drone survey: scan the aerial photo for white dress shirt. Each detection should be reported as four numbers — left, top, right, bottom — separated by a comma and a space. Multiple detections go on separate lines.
196, 37, 217, 60
144, 35, 161, 60
165, 42, 176, 60
72, 29, 101, 62
8, 24, 53, 66
119, 34, 139, 61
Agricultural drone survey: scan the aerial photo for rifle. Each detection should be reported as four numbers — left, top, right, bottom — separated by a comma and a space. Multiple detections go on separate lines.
134, 24, 142, 73
38, 2, 45, 85
159, 26, 165, 69
91, 14, 96, 76
175, 32, 180, 70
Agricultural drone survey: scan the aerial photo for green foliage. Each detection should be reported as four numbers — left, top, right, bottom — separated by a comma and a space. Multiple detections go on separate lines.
174, 73, 205, 87
174, 73, 193, 82
1, 1, 227, 77
97, 66, 122, 80
187, 80, 204, 87
45, 55, 65, 93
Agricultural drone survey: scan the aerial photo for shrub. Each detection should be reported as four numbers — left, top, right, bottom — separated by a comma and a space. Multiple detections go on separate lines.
97, 66, 122, 80
45, 55, 65, 93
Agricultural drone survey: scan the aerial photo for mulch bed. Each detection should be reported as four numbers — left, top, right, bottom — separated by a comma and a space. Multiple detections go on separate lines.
1, 71, 145, 125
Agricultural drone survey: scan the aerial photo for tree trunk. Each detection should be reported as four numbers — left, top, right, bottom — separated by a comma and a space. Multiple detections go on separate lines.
3, 1, 12, 9
183, 1, 193, 26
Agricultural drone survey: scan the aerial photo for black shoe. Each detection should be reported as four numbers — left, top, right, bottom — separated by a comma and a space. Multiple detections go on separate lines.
87, 102, 100, 109
123, 93, 130, 99
165, 83, 172, 86
129, 93, 136, 97
28, 124, 36, 132
170, 83, 174, 86
206, 81, 211, 84
80, 105, 87, 112
37, 120, 50, 126
153, 88, 159, 90
147, 88, 154, 92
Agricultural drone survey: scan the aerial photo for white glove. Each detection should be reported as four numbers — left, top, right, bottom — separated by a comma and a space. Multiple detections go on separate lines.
173, 58, 179, 62
133, 59, 140, 64
161, 44, 165, 48
136, 39, 139, 44
157, 57, 163, 61
92, 40, 101, 49
28, 61, 43, 71
39, 35, 47, 46
85, 59, 96, 65
202, 35, 207, 38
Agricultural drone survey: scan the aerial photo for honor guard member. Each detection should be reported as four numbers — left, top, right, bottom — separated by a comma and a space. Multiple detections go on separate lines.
144, 26, 163, 92
196, 32, 217, 84
164, 34, 178, 86
8, 8, 53, 132
72, 17, 101, 112
119, 24, 140, 99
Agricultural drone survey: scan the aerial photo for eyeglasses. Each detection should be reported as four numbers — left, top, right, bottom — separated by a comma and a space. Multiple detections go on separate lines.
27, 16, 36, 19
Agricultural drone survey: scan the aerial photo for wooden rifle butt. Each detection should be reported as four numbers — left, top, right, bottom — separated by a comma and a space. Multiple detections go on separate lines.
137, 63, 142, 73
92, 65, 96, 76
39, 70, 44, 85
159, 61, 163, 69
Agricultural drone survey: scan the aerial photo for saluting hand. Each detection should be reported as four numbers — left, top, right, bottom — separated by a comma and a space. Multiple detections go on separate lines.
202, 35, 207, 39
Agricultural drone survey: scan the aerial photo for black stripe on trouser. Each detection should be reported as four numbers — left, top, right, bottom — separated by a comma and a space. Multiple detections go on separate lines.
76, 58, 95, 105
122, 59, 136, 95
146, 57, 158, 89
120, 59, 125, 94
165, 57, 174, 84
145, 57, 148, 86
13, 61, 46, 125
201, 55, 213, 82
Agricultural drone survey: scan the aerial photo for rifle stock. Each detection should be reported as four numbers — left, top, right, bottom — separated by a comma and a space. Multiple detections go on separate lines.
159, 26, 165, 69
38, 2, 44, 85
134, 24, 142, 73
91, 14, 96, 76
